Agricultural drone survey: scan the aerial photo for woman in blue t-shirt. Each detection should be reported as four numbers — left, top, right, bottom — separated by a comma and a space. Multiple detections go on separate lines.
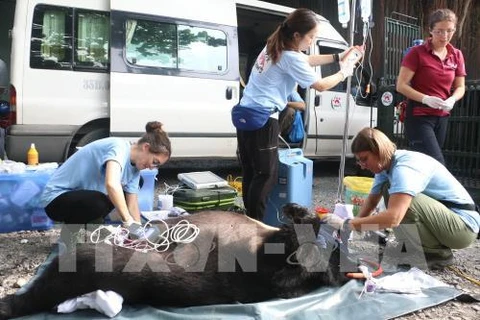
234, 8, 361, 222
323, 127, 479, 270
40, 121, 171, 250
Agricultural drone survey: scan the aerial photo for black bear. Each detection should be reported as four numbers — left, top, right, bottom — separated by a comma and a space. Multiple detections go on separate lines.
0, 204, 354, 319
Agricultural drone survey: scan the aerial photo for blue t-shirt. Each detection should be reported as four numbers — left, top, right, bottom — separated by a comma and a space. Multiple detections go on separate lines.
40, 138, 140, 207
240, 48, 318, 112
287, 91, 304, 104
370, 150, 480, 233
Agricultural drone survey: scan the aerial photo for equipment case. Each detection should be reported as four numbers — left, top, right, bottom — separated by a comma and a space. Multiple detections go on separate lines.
173, 187, 237, 211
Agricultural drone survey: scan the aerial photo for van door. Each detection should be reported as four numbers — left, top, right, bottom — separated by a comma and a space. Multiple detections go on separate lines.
109, 0, 239, 158
305, 40, 373, 158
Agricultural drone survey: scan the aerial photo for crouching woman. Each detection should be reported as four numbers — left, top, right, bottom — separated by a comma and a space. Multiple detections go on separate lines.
323, 127, 479, 269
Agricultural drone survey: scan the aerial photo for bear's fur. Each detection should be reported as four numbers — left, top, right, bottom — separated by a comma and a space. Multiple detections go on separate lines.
0, 204, 353, 319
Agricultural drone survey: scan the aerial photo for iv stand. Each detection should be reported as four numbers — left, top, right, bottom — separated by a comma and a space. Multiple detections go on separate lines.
337, 0, 357, 201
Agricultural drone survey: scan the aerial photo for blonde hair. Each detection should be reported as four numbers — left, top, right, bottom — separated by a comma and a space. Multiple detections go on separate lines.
351, 127, 396, 168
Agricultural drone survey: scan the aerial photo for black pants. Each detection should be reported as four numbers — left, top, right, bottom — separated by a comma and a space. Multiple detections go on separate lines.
237, 118, 279, 221
279, 107, 295, 138
404, 115, 448, 165
45, 190, 114, 224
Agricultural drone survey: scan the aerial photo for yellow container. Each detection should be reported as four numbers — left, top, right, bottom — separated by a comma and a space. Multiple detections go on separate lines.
27, 143, 39, 165
343, 176, 373, 216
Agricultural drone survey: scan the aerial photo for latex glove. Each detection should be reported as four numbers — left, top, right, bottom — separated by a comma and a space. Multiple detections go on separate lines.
321, 214, 346, 230
122, 217, 140, 229
421, 95, 444, 109
338, 48, 349, 61
339, 61, 355, 81
441, 96, 456, 111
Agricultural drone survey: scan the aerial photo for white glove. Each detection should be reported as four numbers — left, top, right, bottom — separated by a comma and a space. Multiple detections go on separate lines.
421, 95, 444, 109
321, 214, 346, 230
441, 96, 456, 111
122, 217, 140, 229
339, 61, 355, 81
338, 48, 349, 61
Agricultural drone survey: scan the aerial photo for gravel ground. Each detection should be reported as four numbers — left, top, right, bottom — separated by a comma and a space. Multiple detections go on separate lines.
0, 160, 479, 319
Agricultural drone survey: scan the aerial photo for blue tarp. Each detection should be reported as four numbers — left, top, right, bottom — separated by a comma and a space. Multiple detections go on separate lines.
15, 252, 462, 320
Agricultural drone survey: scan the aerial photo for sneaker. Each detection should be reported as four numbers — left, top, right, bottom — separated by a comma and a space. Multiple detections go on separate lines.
424, 252, 454, 270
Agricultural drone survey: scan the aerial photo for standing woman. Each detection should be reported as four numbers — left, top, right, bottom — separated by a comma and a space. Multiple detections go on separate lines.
232, 8, 359, 221
396, 8, 466, 165
40, 121, 171, 248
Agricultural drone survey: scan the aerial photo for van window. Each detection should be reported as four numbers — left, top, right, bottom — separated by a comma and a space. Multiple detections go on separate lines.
125, 18, 227, 73
30, 5, 109, 71
75, 11, 110, 68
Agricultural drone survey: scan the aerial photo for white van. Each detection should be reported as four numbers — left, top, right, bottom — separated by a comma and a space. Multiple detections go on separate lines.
4, 0, 376, 163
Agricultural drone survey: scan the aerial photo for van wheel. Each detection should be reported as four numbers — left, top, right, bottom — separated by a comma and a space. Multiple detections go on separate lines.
76, 128, 109, 148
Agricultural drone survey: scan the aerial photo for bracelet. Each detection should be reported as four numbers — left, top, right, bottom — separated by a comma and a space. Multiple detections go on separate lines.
333, 53, 340, 63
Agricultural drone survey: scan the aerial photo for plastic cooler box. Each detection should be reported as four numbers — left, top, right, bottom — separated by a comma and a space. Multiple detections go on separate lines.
0, 169, 55, 233
264, 148, 313, 226
343, 176, 374, 216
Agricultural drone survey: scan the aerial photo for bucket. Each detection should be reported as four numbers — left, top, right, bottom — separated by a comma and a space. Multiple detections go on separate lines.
343, 176, 374, 216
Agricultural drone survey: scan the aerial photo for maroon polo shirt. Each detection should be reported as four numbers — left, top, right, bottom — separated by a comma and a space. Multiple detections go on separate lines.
401, 38, 466, 116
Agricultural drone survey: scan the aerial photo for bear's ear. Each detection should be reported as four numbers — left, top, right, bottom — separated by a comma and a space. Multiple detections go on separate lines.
282, 203, 311, 224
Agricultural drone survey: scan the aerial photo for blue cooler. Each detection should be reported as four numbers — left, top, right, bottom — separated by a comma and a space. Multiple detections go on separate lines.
264, 148, 313, 226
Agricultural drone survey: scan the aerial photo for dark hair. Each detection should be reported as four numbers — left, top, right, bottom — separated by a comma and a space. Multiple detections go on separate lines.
137, 121, 171, 159
428, 8, 457, 30
351, 127, 396, 168
266, 8, 318, 63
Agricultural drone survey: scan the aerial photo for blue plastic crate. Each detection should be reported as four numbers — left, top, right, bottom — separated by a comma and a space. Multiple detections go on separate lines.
0, 169, 55, 233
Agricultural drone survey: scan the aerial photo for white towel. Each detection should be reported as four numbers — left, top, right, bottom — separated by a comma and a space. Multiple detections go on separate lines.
57, 290, 123, 318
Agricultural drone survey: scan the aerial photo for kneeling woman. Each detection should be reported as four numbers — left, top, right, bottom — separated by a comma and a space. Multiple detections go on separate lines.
323, 127, 479, 269
40, 121, 171, 249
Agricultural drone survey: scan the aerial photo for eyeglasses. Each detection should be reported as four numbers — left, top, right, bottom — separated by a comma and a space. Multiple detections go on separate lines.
151, 154, 163, 168
356, 155, 369, 166
431, 29, 456, 35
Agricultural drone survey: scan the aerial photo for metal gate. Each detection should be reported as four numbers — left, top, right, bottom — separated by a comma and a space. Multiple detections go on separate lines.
383, 13, 421, 86
444, 81, 480, 190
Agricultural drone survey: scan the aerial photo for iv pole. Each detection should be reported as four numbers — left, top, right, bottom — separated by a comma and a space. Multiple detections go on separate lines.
337, 0, 357, 201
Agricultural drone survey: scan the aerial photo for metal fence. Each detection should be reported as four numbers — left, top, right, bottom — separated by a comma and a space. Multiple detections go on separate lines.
383, 14, 421, 86
443, 81, 480, 189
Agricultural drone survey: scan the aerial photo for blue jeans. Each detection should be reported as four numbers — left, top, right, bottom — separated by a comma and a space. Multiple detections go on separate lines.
404, 115, 448, 165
